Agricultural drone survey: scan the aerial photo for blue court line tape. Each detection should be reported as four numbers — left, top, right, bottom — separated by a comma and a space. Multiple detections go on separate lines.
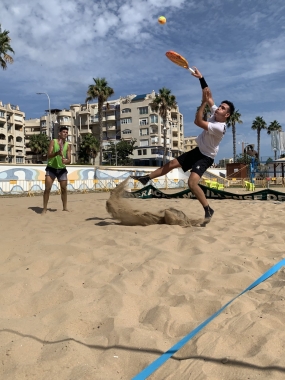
132, 258, 285, 380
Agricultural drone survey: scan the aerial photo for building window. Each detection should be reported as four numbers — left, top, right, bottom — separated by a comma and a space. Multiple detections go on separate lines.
121, 118, 132, 124
140, 139, 149, 147
16, 157, 23, 163
122, 108, 131, 113
140, 128, 149, 136
138, 150, 142, 155
151, 148, 163, 155
139, 118, 148, 126
122, 129, 132, 134
143, 149, 147, 155
0, 111, 5, 118
150, 114, 158, 123
139, 106, 148, 115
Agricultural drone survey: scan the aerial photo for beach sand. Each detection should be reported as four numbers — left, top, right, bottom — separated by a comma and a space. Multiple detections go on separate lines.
1, 188, 285, 379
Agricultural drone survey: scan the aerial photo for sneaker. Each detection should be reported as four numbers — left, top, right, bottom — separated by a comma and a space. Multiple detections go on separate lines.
204, 206, 214, 219
130, 175, 150, 186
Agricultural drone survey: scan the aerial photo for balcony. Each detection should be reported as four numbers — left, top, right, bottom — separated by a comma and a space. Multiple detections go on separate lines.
105, 114, 116, 121
59, 119, 72, 125
25, 130, 40, 136
0, 150, 7, 155
80, 126, 92, 134
14, 118, 24, 125
79, 109, 91, 115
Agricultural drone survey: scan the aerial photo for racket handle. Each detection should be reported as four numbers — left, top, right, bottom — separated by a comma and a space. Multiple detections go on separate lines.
188, 67, 195, 74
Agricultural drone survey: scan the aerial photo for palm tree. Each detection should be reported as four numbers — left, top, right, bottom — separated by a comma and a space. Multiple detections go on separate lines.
0, 24, 15, 70
251, 116, 267, 160
85, 78, 114, 165
78, 133, 99, 164
227, 110, 243, 162
28, 134, 50, 162
151, 87, 177, 165
267, 120, 282, 160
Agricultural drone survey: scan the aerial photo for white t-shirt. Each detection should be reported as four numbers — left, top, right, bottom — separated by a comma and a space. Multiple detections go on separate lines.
196, 105, 226, 158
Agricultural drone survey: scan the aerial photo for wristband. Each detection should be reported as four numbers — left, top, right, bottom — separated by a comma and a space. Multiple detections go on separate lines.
199, 77, 208, 89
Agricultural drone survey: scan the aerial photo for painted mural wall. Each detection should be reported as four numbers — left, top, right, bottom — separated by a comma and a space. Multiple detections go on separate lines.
0, 164, 189, 195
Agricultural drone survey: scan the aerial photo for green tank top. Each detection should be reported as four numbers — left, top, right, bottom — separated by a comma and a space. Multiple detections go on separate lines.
47, 139, 68, 169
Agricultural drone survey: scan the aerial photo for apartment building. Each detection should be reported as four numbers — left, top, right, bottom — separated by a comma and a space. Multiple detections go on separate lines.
24, 118, 41, 163
118, 91, 184, 166
0, 102, 25, 164
1, 90, 185, 166
69, 92, 185, 166
184, 136, 198, 152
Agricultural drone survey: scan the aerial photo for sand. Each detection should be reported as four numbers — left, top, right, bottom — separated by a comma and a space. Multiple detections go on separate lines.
1, 187, 285, 380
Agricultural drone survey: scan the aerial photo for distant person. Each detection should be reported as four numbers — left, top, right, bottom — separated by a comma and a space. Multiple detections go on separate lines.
131, 67, 235, 222
42, 126, 71, 214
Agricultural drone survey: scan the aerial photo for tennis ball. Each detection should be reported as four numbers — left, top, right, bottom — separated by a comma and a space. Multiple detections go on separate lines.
158, 16, 166, 24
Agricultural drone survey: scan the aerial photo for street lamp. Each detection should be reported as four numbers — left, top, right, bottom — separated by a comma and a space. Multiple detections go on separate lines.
106, 131, 120, 166
36, 92, 52, 139
163, 126, 167, 165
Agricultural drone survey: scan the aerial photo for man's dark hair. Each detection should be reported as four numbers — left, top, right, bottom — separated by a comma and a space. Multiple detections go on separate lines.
60, 126, 68, 132
221, 100, 235, 116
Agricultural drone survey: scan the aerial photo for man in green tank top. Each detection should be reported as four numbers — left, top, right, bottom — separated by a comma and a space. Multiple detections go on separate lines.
42, 126, 71, 214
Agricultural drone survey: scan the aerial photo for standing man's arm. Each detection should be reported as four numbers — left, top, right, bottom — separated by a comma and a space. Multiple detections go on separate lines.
63, 145, 71, 165
47, 140, 60, 159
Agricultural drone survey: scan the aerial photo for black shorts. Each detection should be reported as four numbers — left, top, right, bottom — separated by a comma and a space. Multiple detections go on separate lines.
45, 166, 68, 181
177, 147, 214, 177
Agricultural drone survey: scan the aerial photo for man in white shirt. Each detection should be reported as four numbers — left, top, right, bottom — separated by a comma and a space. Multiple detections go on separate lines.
131, 67, 235, 222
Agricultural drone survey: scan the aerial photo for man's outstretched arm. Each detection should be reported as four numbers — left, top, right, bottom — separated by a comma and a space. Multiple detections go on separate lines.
192, 67, 208, 90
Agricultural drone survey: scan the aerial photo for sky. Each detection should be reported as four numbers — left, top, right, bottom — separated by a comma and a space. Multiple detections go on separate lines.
1, 0, 285, 162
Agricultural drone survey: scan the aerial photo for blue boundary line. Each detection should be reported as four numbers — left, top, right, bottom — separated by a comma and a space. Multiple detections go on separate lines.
132, 258, 285, 380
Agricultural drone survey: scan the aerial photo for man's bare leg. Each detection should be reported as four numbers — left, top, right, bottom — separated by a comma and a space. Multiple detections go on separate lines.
60, 180, 69, 211
42, 176, 54, 214
131, 159, 181, 184
149, 159, 181, 179
188, 172, 214, 220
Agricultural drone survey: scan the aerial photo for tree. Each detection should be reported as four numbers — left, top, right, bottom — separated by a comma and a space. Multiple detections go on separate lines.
28, 134, 50, 162
103, 139, 136, 166
0, 24, 15, 70
85, 78, 114, 165
251, 116, 267, 160
235, 153, 252, 165
227, 110, 243, 162
151, 88, 177, 165
78, 133, 99, 164
267, 120, 282, 160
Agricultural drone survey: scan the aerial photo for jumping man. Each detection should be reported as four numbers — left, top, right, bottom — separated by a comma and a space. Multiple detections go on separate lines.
131, 67, 235, 221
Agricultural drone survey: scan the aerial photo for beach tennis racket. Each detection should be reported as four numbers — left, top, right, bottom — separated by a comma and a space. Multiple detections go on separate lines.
165, 51, 195, 74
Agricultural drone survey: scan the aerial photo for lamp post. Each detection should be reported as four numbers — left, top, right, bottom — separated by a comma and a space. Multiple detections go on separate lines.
163, 126, 167, 165
114, 130, 121, 166
36, 92, 52, 139
106, 131, 120, 166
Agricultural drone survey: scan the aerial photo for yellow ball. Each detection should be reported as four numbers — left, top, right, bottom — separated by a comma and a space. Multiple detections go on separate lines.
158, 16, 166, 24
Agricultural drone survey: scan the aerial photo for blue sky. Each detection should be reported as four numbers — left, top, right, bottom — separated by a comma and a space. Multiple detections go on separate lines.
1, 0, 285, 162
